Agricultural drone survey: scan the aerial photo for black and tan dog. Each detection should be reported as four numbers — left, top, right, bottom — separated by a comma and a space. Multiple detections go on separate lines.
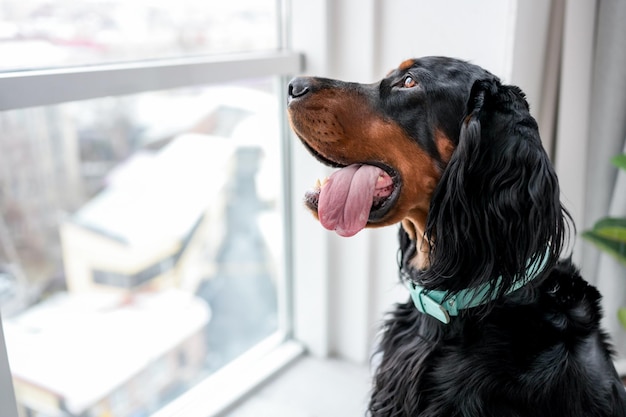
287, 56, 626, 417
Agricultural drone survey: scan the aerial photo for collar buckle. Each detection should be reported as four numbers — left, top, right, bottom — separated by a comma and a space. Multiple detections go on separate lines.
408, 282, 451, 324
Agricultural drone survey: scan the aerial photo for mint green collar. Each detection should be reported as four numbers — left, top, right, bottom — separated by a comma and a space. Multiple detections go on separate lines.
406, 252, 549, 324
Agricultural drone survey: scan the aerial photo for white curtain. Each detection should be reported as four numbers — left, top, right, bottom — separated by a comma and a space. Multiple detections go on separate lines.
580, 0, 626, 358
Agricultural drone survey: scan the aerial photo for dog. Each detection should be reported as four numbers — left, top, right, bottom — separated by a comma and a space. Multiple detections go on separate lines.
287, 56, 626, 417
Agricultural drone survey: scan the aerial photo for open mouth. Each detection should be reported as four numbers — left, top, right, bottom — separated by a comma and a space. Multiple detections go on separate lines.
304, 157, 401, 237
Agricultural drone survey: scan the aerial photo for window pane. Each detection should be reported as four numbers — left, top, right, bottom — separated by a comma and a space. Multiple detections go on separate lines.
0, 0, 279, 71
0, 79, 286, 417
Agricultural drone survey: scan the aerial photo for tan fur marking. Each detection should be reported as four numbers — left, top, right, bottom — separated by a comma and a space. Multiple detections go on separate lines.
402, 219, 431, 270
435, 129, 455, 164
399, 59, 415, 71
401, 219, 417, 241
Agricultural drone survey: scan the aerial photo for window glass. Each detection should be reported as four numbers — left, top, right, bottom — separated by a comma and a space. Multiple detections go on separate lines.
0, 0, 279, 71
0, 79, 285, 417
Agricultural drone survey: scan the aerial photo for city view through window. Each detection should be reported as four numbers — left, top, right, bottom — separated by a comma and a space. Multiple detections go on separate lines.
0, 0, 278, 70
0, 2, 286, 416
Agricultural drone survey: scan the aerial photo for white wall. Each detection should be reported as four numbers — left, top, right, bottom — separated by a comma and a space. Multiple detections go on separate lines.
289, 0, 554, 363
553, 0, 597, 264
377, 1, 517, 81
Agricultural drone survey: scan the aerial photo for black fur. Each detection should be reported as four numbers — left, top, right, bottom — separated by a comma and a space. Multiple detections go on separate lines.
422, 78, 568, 301
371, 261, 626, 417
373, 61, 626, 417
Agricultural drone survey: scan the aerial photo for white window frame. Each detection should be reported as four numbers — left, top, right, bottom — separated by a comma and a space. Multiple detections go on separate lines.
0, 313, 17, 417
0, 51, 301, 110
0, 21, 304, 417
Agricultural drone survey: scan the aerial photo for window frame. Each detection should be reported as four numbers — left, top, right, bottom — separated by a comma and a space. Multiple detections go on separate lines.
0, 7, 304, 415
0, 313, 17, 417
0, 51, 301, 111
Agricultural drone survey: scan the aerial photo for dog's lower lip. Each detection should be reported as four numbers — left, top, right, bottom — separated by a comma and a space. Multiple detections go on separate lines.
369, 170, 401, 222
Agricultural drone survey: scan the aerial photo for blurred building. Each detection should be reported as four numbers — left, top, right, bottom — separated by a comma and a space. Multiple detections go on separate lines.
4, 133, 236, 417
4, 289, 210, 417
59, 133, 234, 295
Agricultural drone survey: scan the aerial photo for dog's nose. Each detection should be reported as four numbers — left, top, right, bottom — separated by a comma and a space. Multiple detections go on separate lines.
288, 77, 311, 101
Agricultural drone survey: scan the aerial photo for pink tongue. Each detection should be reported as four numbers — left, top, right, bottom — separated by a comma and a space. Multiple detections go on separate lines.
318, 164, 385, 237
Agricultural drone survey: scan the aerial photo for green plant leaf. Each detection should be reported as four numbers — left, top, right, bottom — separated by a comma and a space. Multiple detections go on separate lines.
612, 154, 626, 171
581, 230, 626, 267
592, 217, 626, 242
619, 308, 626, 329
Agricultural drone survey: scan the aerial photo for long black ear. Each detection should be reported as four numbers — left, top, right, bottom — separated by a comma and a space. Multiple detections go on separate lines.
422, 79, 570, 297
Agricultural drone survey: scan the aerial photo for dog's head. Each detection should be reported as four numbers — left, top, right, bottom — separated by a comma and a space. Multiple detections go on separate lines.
287, 56, 569, 294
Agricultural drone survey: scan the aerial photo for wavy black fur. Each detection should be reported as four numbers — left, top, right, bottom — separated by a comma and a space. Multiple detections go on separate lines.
421, 78, 568, 302
371, 261, 626, 416
369, 64, 626, 416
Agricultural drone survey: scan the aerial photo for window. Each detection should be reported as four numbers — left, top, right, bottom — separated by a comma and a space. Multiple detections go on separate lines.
0, 1, 301, 416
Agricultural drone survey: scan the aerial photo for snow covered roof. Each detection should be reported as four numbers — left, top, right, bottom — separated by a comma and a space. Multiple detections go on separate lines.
4, 289, 210, 414
73, 133, 234, 247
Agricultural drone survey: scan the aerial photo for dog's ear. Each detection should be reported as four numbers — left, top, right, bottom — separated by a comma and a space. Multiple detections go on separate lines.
423, 79, 569, 297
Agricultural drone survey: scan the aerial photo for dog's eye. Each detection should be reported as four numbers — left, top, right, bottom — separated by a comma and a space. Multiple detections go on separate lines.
403, 75, 417, 88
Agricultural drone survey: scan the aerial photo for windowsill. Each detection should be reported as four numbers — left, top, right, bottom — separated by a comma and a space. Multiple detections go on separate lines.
150, 336, 372, 417
221, 355, 371, 417
151, 337, 305, 417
